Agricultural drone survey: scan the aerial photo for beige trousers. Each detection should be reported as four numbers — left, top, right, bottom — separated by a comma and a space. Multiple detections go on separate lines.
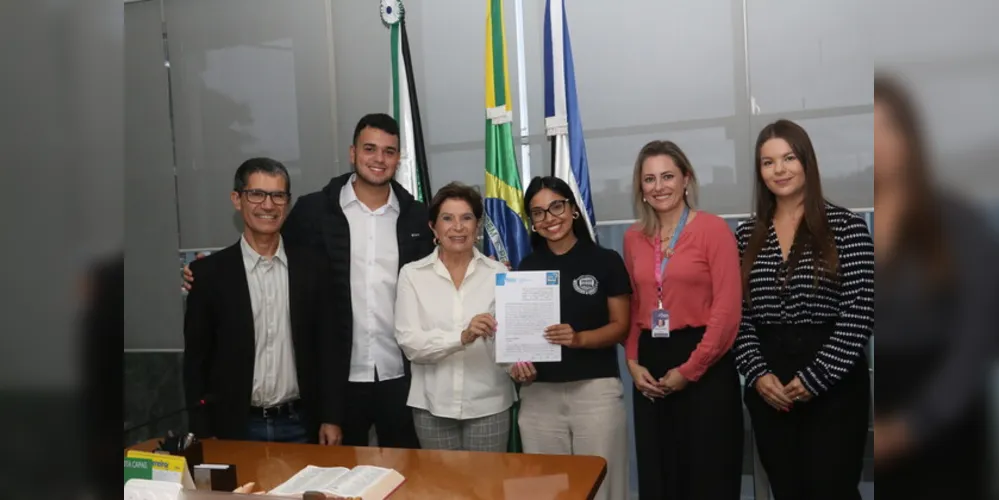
518, 377, 629, 500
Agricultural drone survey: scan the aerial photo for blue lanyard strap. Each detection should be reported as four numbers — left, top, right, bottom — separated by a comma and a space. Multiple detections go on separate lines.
654, 206, 690, 293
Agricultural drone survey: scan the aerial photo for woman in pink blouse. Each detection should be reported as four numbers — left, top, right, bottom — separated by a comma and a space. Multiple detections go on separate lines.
623, 140, 744, 500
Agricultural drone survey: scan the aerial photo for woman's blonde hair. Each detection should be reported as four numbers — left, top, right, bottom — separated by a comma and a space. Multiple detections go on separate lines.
631, 140, 699, 237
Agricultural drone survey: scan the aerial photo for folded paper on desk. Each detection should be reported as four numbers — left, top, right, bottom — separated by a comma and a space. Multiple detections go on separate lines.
268, 465, 405, 500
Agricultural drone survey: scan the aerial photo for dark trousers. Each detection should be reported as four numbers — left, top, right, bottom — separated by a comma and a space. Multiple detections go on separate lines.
341, 374, 420, 449
633, 327, 744, 500
245, 412, 308, 443
745, 323, 870, 500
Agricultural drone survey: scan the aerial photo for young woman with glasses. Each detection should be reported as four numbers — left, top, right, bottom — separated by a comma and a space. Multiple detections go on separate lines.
510, 176, 632, 500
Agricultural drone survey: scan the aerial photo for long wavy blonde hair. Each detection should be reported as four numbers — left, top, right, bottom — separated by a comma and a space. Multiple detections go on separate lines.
631, 140, 700, 237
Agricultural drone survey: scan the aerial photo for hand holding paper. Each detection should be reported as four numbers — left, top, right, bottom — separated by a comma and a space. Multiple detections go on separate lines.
463, 313, 498, 344
510, 361, 537, 384
543, 324, 580, 347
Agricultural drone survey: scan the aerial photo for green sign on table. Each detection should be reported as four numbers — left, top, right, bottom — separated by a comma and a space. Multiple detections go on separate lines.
124, 457, 154, 484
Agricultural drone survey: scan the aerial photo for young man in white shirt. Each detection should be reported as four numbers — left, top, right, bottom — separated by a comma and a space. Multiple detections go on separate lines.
280, 114, 434, 448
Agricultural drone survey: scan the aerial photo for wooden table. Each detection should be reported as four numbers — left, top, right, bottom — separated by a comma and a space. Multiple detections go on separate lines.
131, 439, 606, 499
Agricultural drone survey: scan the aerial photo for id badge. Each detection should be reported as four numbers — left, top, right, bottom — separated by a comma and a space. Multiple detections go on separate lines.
651, 309, 670, 338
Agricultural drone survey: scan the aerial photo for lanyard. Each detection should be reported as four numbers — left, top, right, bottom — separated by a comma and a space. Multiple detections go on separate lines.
653, 206, 689, 309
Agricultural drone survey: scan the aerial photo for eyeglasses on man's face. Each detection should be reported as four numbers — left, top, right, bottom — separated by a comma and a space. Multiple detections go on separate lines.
529, 199, 570, 222
240, 189, 291, 205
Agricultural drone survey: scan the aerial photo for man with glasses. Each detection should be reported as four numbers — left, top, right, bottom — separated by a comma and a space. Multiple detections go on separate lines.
183, 157, 349, 444
185, 115, 434, 448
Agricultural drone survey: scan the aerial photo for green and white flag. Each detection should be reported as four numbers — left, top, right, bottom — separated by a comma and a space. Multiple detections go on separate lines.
382, 0, 431, 202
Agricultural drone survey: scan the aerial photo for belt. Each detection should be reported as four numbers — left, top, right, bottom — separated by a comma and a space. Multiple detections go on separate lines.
249, 399, 300, 418
639, 325, 707, 336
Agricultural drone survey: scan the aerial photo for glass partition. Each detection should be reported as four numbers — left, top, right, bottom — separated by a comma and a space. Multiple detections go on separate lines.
126, 0, 882, 496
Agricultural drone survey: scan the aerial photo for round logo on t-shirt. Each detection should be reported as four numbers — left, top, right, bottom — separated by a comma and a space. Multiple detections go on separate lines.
572, 275, 599, 295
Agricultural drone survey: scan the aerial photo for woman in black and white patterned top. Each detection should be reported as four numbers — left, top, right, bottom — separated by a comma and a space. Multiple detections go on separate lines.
735, 119, 874, 500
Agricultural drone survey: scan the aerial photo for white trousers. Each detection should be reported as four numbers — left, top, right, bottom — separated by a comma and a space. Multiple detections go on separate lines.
518, 377, 629, 500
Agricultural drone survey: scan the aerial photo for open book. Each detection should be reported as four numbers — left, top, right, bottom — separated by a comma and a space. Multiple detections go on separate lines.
268, 465, 405, 500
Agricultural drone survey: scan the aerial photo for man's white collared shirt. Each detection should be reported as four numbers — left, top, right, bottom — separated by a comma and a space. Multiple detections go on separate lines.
339, 175, 406, 382
240, 235, 299, 407
394, 248, 515, 419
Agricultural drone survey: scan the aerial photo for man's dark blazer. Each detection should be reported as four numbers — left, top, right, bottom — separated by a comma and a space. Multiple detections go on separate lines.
182, 240, 349, 443
280, 172, 435, 377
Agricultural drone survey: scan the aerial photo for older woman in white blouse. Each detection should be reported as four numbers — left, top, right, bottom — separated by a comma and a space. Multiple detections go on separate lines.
394, 182, 514, 452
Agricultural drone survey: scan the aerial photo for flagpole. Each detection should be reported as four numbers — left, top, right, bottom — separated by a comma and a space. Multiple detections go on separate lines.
513, 0, 531, 193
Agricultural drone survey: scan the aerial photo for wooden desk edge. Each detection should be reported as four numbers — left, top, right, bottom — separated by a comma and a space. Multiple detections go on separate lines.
588, 457, 608, 500
128, 439, 608, 499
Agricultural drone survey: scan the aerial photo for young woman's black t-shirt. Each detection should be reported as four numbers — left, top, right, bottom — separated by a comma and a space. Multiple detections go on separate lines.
517, 240, 632, 383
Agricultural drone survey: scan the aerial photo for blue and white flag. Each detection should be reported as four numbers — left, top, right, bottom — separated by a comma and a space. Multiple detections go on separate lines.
544, 0, 596, 240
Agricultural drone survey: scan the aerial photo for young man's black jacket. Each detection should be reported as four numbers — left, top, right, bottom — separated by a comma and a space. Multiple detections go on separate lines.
281, 172, 435, 389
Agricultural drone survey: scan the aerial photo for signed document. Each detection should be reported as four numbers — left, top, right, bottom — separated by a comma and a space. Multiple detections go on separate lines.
494, 271, 561, 363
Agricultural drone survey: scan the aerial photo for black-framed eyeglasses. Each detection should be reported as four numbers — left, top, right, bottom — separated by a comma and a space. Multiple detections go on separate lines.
239, 189, 291, 205
529, 199, 570, 222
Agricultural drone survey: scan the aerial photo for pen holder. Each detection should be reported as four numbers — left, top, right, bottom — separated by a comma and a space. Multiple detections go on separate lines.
165, 439, 204, 476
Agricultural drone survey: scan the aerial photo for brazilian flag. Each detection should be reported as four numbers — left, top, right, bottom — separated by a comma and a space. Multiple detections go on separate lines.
483, 0, 531, 453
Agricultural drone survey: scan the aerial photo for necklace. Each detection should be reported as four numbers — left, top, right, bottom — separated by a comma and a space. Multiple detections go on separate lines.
659, 227, 677, 258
